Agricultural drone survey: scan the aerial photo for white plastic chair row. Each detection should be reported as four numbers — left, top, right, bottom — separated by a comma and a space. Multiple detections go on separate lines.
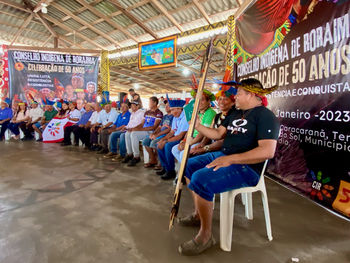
220, 160, 273, 251
1, 126, 24, 141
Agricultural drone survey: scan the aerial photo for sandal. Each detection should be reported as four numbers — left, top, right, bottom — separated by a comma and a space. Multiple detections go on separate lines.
144, 163, 157, 168
178, 235, 216, 256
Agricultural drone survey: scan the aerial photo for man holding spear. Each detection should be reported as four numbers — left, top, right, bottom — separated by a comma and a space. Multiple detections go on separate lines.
177, 78, 279, 256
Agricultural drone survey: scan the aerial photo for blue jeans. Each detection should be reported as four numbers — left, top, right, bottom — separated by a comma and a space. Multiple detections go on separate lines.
157, 140, 180, 172
8, 122, 23, 136
185, 151, 260, 202
109, 131, 126, 157
0, 120, 10, 139
171, 143, 199, 162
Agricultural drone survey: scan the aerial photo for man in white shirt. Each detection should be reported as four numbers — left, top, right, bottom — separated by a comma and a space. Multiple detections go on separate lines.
95, 102, 119, 154
86, 103, 102, 149
25, 101, 43, 140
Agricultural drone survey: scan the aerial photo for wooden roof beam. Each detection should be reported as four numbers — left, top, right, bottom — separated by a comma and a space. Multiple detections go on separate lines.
0, 0, 31, 13
42, 14, 105, 49
150, 0, 184, 32
193, 0, 211, 25
11, 13, 33, 45
51, 2, 122, 49
109, 0, 158, 39
0, 29, 46, 46
75, 0, 139, 43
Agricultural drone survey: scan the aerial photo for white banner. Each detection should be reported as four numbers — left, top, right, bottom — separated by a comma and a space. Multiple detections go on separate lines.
43, 117, 69, 143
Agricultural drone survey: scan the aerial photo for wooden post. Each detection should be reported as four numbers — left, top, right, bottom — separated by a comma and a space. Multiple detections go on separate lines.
53, 37, 58, 48
100, 50, 110, 94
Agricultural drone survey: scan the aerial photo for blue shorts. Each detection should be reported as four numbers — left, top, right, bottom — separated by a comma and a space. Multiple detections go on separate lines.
185, 151, 260, 202
142, 136, 161, 149
34, 122, 42, 129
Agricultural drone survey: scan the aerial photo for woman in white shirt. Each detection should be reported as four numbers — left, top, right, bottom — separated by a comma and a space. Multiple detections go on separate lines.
66, 101, 81, 125
8, 102, 29, 140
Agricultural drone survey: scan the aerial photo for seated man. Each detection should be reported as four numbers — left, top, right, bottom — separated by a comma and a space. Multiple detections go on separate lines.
23, 100, 43, 140
123, 96, 163, 166
172, 91, 216, 163
62, 103, 93, 146
32, 100, 58, 141
104, 102, 131, 159
119, 101, 144, 161
143, 100, 173, 168
177, 78, 279, 256
190, 86, 237, 156
0, 98, 13, 141
88, 103, 103, 150
156, 98, 188, 180
95, 102, 119, 154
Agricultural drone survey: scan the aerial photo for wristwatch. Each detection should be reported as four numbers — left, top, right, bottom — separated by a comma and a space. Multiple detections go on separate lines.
204, 145, 210, 152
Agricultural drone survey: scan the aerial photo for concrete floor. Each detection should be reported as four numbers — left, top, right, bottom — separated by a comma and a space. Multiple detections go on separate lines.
0, 141, 349, 263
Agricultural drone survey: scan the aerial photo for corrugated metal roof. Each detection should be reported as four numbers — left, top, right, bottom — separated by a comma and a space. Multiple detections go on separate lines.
95, 1, 119, 16
47, 7, 68, 21
94, 21, 115, 35
111, 13, 133, 27
78, 10, 101, 24
130, 3, 160, 21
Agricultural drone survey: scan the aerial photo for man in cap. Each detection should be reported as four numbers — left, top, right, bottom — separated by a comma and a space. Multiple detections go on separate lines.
156, 98, 188, 180
103, 101, 131, 159
120, 100, 145, 163
123, 96, 162, 166
177, 78, 280, 256
0, 98, 13, 141
142, 100, 173, 168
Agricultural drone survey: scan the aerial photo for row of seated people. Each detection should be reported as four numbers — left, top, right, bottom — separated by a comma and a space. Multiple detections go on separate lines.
0, 98, 90, 141
1, 78, 280, 256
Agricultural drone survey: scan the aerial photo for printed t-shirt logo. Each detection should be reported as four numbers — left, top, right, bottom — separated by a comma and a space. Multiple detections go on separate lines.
227, 118, 248, 134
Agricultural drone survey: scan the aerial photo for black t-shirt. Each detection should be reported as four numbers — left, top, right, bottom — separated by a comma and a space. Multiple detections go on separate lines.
213, 106, 238, 129
221, 106, 280, 173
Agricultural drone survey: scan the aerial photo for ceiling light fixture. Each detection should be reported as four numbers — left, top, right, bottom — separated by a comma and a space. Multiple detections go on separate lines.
41, 3, 48, 14
182, 68, 190, 76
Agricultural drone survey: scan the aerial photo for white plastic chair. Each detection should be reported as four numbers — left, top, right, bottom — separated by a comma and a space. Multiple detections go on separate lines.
142, 145, 149, 164
219, 160, 272, 251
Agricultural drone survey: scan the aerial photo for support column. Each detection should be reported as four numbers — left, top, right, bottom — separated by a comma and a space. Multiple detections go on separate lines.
99, 50, 110, 94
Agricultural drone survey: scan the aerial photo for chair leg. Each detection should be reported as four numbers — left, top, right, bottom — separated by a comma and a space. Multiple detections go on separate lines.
245, 192, 253, 220
241, 192, 246, 206
261, 190, 273, 241
220, 191, 236, 252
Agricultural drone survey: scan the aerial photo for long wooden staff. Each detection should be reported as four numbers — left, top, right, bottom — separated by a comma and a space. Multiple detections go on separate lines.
169, 38, 215, 230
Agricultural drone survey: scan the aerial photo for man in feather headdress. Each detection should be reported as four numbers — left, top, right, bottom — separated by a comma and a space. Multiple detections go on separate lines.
177, 78, 280, 256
